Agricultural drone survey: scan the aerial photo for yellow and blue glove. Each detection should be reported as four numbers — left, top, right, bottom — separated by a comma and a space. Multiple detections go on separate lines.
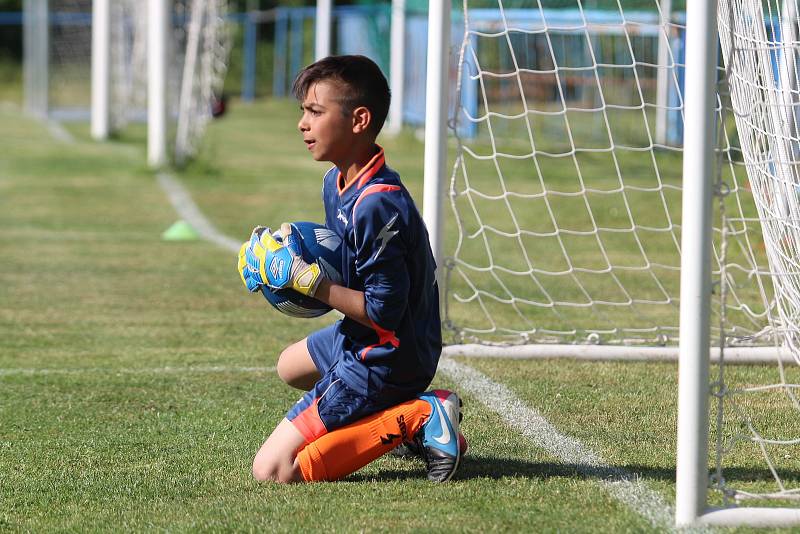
237, 224, 323, 296
237, 226, 271, 292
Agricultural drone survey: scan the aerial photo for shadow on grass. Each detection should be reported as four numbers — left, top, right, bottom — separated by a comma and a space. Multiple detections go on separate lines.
345, 455, 671, 483
348, 456, 800, 484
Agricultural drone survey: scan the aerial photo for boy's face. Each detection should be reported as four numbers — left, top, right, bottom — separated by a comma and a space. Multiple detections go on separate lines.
297, 81, 357, 163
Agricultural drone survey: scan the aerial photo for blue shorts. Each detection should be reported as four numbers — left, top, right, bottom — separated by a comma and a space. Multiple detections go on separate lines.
305, 322, 343, 376
286, 323, 411, 443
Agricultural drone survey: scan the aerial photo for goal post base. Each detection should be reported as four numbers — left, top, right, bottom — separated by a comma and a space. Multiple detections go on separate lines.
442, 344, 793, 364
692, 507, 800, 527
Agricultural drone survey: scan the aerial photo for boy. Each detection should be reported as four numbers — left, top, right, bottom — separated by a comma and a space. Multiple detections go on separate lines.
237, 55, 464, 483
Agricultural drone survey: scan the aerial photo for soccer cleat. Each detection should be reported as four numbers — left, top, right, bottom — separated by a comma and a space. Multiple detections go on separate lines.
391, 432, 468, 458
389, 440, 420, 458
414, 389, 463, 482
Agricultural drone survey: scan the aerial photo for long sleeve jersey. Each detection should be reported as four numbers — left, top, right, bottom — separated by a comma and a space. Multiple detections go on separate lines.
321, 146, 442, 398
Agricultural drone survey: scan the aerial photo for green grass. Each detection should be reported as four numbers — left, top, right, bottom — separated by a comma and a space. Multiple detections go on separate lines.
0, 58, 21, 104
0, 98, 797, 532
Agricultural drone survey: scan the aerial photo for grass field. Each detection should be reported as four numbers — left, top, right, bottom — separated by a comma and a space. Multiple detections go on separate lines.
1, 96, 799, 532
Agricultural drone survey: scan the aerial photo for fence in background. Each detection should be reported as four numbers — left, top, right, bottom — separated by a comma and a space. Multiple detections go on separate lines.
8, 5, 691, 143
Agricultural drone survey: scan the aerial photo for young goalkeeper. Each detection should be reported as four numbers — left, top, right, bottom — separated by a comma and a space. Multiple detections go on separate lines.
237, 55, 464, 483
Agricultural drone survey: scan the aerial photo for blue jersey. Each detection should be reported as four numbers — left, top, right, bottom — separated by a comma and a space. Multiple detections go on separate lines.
320, 146, 441, 398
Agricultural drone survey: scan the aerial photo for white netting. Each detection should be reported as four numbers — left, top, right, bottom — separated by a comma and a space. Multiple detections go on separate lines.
48, 0, 145, 122
48, 0, 93, 120
45, 0, 229, 162
445, 1, 772, 348
718, 0, 800, 360
447, 0, 800, 509
711, 0, 800, 505
109, 0, 147, 130
175, 0, 231, 164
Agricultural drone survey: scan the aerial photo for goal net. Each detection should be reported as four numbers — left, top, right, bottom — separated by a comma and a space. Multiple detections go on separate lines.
446, 1, 771, 349
47, 0, 93, 121
41, 0, 229, 162
446, 0, 800, 522
174, 0, 231, 164
46, 0, 147, 123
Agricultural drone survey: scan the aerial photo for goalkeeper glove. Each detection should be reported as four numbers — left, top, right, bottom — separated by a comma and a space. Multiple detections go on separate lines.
241, 224, 323, 296
238, 226, 271, 292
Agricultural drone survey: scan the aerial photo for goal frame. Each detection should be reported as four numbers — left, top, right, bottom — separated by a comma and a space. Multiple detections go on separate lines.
424, 0, 800, 527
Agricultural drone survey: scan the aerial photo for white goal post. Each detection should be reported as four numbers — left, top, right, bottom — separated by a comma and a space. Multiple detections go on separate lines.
25, 0, 229, 165
674, 0, 720, 525
425, 0, 800, 527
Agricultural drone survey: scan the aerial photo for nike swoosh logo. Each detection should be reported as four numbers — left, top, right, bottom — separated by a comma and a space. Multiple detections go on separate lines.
432, 402, 452, 445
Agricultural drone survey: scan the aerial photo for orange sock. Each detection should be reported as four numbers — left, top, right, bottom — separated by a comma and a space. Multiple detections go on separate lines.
297, 398, 431, 482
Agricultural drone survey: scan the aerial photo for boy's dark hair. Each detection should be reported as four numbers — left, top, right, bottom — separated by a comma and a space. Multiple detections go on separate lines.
292, 55, 391, 136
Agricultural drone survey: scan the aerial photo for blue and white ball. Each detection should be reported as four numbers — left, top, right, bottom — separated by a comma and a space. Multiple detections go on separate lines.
259, 221, 343, 318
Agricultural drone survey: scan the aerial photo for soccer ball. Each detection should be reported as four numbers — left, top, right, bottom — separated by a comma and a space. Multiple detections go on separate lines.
259, 221, 343, 318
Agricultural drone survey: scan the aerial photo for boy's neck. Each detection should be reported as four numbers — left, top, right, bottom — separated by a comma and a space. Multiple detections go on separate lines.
336, 142, 380, 183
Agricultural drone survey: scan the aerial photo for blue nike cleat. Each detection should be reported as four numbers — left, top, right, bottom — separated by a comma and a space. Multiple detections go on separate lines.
414, 389, 463, 482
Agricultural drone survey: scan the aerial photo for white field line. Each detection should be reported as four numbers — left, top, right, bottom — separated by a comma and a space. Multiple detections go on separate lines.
438, 358, 702, 533
156, 172, 240, 252
2, 102, 74, 144
0, 365, 276, 377
46, 119, 75, 144
153, 172, 693, 530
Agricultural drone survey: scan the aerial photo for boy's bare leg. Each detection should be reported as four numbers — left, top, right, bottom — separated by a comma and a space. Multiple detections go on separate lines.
253, 393, 463, 483
276, 338, 320, 390
252, 418, 307, 483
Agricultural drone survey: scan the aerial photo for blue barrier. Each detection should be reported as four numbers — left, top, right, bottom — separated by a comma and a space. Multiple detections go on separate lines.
0, 12, 22, 24
273, 7, 289, 97
241, 12, 257, 102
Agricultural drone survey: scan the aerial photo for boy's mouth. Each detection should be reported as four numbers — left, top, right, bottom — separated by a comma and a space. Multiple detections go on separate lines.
304, 139, 316, 150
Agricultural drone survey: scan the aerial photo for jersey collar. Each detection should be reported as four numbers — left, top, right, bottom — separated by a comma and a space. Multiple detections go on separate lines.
336, 145, 385, 196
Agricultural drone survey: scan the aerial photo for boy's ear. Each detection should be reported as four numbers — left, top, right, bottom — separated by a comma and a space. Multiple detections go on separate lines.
352, 106, 372, 134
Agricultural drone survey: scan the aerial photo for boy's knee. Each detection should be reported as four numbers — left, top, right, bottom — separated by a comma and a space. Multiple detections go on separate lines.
252, 457, 298, 484
276, 346, 316, 389
276, 350, 292, 383
251, 461, 279, 482
276, 350, 299, 386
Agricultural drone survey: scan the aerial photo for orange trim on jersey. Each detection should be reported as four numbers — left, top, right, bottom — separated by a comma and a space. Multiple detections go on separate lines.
352, 184, 401, 221
291, 399, 328, 444
370, 318, 401, 347
337, 146, 385, 195
359, 318, 400, 361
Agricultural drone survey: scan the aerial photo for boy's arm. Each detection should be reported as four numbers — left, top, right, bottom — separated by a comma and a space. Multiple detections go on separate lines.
313, 279, 373, 328
349, 190, 411, 333
238, 224, 373, 326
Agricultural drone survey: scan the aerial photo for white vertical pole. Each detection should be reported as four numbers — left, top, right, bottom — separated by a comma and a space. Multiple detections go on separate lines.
423, 0, 450, 276
315, 0, 332, 60
91, 0, 111, 140
654, 0, 672, 146
675, 0, 718, 526
175, 0, 204, 166
23, 0, 48, 118
148, 0, 169, 168
386, 0, 406, 135
779, 0, 798, 143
